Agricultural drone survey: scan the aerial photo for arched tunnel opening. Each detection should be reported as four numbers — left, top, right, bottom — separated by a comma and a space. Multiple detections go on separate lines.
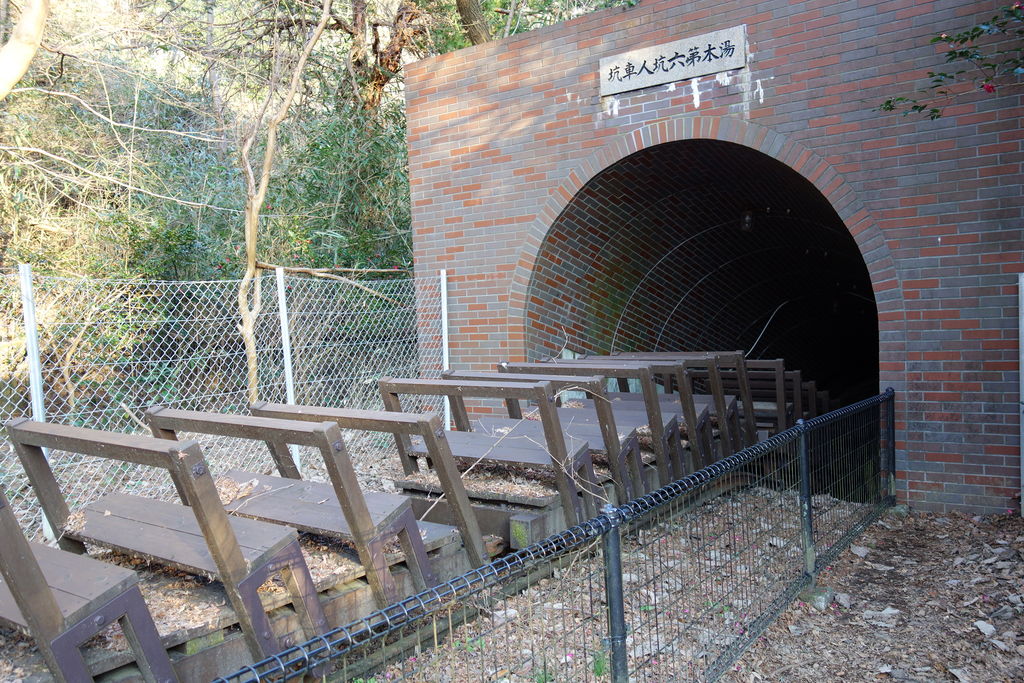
525, 139, 879, 405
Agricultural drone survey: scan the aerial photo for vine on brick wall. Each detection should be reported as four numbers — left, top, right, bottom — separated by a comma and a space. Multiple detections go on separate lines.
879, 2, 1023, 119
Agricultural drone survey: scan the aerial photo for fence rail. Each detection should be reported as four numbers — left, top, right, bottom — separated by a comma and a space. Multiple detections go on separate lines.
0, 268, 445, 535
215, 388, 896, 683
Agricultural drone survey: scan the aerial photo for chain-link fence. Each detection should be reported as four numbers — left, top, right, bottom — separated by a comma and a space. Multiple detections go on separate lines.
0, 268, 445, 535
213, 389, 896, 683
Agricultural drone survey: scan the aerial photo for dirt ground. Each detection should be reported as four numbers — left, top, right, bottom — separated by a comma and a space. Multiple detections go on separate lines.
727, 507, 1024, 682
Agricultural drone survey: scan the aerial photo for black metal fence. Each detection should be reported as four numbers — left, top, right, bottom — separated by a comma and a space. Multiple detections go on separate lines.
214, 389, 896, 682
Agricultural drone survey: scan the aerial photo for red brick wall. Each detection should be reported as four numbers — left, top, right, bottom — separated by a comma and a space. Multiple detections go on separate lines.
405, 0, 1023, 514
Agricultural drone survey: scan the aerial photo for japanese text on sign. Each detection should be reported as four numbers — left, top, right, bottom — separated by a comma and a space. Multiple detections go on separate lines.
599, 25, 747, 97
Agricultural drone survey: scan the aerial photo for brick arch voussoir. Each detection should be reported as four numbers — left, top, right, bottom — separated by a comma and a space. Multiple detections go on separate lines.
508, 115, 905, 373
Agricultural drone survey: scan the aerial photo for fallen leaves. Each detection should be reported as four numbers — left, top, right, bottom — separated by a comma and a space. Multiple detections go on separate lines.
214, 476, 259, 505
399, 467, 559, 501
61, 510, 86, 534
729, 509, 1024, 681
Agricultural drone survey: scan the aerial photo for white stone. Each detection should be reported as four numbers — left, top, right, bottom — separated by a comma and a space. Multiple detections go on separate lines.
975, 620, 996, 637
863, 607, 900, 627
491, 608, 518, 627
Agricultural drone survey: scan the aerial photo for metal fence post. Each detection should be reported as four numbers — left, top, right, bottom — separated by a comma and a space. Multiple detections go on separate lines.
18, 264, 55, 540
602, 504, 628, 683
439, 269, 451, 430
886, 388, 896, 503
275, 268, 301, 475
796, 419, 816, 579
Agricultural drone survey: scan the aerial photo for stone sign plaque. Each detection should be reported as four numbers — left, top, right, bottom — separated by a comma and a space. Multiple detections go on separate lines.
599, 25, 747, 97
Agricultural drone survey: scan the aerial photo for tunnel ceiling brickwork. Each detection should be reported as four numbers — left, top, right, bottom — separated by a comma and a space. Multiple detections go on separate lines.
526, 140, 878, 401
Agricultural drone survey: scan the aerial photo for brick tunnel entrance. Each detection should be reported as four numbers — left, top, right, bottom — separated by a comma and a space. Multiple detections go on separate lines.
525, 139, 879, 405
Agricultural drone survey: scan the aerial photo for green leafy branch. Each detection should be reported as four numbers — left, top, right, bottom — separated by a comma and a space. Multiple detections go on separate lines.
879, 2, 1023, 119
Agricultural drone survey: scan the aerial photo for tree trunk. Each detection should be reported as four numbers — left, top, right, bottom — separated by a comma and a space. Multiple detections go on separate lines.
456, 0, 490, 45
0, 0, 49, 101
237, 196, 263, 404
237, 0, 333, 403
360, 0, 424, 109
204, 0, 229, 158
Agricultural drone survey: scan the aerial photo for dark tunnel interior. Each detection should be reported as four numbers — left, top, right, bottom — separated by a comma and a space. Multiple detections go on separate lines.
525, 139, 879, 405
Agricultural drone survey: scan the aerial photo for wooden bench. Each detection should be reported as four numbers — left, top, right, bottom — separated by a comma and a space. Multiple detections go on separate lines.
542, 355, 732, 467
378, 378, 600, 526
603, 353, 755, 456
442, 370, 645, 501
690, 354, 771, 448
144, 407, 438, 608
745, 366, 828, 421
4, 419, 328, 663
803, 379, 819, 419
735, 358, 790, 431
784, 370, 805, 421
247, 402, 488, 568
0, 488, 178, 683
493, 362, 696, 486
577, 350, 725, 395
649, 353, 758, 450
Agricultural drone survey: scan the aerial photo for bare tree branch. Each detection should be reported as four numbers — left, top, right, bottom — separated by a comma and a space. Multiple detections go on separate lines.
256, 260, 409, 275
9, 88, 225, 142
0, 145, 243, 211
257, 261, 403, 303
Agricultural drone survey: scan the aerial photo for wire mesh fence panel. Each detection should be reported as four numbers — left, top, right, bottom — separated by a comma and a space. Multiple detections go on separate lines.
414, 275, 445, 382
332, 545, 610, 683
0, 270, 445, 535
282, 274, 444, 485
805, 399, 890, 569
34, 275, 284, 429
214, 391, 895, 683
286, 276, 433, 409
616, 392, 893, 681
210, 520, 612, 682
0, 272, 34, 528
26, 275, 287, 521
617, 433, 807, 682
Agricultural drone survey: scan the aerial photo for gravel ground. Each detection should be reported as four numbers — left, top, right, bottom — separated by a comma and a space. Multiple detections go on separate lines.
726, 507, 1024, 682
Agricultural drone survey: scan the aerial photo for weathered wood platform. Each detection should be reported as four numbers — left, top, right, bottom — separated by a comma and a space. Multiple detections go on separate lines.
392, 457, 666, 550
0, 524, 477, 681
394, 475, 568, 550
